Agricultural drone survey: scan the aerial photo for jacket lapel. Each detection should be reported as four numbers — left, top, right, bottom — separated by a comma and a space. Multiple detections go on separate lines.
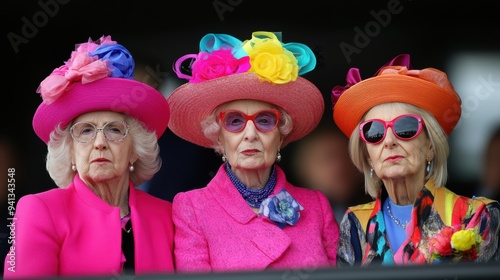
209, 164, 292, 267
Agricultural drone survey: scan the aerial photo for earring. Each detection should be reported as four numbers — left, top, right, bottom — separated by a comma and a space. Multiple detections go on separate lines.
370, 168, 373, 178
426, 161, 431, 174
71, 164, 76, 172
276, 151, 282, 163
222, 155, 227, 162
129, 163, 134, 172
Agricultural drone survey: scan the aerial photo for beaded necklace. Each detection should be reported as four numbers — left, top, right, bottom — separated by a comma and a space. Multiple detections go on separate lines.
225, 163, 276, 208
386, 200, 410, 229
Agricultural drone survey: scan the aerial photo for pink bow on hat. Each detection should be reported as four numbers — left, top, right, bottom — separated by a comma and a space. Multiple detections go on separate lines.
331, 54, 411, 106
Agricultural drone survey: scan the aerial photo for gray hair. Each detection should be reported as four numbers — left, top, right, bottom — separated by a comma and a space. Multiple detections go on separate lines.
201, 106, 293, 154
46, 115, 161, 188
349, 102, 449, 199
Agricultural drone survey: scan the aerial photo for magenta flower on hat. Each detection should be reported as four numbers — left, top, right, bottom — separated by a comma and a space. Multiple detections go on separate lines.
258, 189, 304, 229
173, 31, 316, 84
186, 49, 250, 83
37, 35, 135, 104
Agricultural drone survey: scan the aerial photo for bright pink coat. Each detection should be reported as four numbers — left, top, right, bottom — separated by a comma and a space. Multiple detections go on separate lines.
173, 164, 339, 272
3, 175, 174, 279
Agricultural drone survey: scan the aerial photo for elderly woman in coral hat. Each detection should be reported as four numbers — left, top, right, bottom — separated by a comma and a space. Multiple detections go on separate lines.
167, 31, 339, 272
332, 54, 500, 265
3, 36, 174, 278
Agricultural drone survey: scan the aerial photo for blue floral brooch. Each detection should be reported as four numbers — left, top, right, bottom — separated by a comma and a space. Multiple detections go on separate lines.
258, 189, 304, 229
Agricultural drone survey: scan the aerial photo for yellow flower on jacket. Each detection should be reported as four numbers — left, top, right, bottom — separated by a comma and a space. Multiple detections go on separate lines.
451, 228, 482, 251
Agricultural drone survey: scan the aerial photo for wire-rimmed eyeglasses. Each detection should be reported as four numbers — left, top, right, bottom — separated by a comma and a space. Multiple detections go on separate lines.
70, 120, 129, 144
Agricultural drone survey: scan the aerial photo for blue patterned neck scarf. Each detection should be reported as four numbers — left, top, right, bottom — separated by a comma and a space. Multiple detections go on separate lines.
225, 163, 276, 207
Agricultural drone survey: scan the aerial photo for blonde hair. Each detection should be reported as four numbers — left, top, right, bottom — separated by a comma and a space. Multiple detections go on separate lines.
46, 115, 161, 187
349, 102, 449, 198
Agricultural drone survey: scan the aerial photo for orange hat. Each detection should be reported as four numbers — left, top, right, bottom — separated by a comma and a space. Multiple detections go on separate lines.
332, 54, 462, 137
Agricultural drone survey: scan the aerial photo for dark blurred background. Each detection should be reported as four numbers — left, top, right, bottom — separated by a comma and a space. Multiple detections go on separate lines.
2, 0, 500, 267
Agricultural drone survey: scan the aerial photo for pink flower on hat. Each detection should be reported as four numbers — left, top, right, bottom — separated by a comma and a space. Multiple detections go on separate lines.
36, 35, 135, 104
190, 49, 250, 83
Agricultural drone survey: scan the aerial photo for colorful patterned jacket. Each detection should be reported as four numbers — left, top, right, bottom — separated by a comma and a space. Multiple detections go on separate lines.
337, 180, 500, 265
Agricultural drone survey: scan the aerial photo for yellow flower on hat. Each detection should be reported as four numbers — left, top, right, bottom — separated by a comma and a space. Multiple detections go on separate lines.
242, 31, 298, 84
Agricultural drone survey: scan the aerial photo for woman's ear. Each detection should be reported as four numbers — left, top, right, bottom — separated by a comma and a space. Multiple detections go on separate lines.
130, 153, 138, 164
217, 136, 225, 155
427, 144, 434, 161
70, 143, 74, 163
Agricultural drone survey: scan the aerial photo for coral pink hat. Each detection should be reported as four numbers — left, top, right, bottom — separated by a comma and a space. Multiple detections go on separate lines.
32, 35, 169, 143
167, 31, 324, 148
332, 54, 462, 137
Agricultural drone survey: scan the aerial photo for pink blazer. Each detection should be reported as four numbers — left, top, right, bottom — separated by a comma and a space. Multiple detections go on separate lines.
3, 175, 174, 279
173, 164, 339, 272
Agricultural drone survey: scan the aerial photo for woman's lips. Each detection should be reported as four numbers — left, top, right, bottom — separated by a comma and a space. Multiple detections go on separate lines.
91, 158, 110, 164
385, 155, 403, 162
241, 149, 259, 156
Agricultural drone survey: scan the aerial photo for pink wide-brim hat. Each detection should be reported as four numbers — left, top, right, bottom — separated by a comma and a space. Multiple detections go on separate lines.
33, 78, 170, 143
167, 72, 324, 148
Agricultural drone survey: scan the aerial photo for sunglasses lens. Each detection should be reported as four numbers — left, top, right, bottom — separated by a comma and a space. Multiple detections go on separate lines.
362, 121, 385, 143
222, 111, 246, 132
254, 111, 278, 132
394, 116, 419, 139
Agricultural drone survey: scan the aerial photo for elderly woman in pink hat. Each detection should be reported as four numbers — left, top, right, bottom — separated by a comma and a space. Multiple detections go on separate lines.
3, 36, 174, 278
332, 54, 500, 265
167, 31, 339, 272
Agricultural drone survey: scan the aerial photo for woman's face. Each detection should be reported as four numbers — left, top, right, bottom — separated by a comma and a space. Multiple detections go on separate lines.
217, 100, 283, 172
71, 111, 137, 184
363, 105, 433, 182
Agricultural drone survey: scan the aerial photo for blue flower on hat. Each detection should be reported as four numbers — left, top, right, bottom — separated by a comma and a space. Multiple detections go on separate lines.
258, 189, 304, 229
90, 43, 135, 78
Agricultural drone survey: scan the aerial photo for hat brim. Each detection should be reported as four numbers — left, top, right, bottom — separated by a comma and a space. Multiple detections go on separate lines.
33, 78, 170, 143
333, 75, 462, 137
167, 72, 324, 148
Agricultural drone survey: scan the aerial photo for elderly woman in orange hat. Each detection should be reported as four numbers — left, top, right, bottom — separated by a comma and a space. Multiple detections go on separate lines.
3, 36, 174, 278
167, 31, 339, 272
332, 54, 500, 265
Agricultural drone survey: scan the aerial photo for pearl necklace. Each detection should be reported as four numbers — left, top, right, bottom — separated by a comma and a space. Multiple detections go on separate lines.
386, 203, 409, 229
